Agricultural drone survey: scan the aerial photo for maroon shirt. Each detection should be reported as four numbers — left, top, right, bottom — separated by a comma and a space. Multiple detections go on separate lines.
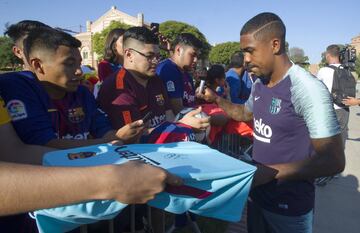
97, 67, 172, 129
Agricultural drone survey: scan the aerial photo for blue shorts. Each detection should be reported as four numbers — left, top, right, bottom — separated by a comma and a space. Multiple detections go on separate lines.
247, 199, 313, 233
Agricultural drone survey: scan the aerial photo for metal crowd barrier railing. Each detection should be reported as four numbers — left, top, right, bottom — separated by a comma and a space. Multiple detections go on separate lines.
212, 133, 253, 162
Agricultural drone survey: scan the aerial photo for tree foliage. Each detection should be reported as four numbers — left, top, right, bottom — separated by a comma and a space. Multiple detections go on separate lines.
285, 41, 289, 54
0, 36, 21, 69
209, 42, 240, 66
92, 21, 131, 60
289, 47, 309, 64
355, 55, 360, 78
159, 21, 211, 59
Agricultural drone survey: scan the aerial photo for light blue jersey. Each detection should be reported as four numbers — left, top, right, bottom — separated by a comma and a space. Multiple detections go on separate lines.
35, 142, 256, 232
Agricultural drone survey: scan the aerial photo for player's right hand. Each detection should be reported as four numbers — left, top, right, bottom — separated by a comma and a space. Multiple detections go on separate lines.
196, 87, 218, 103
107, 161, 183, 204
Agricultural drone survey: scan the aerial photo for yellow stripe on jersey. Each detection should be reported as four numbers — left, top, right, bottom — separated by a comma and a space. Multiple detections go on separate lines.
0, 98, 11, 126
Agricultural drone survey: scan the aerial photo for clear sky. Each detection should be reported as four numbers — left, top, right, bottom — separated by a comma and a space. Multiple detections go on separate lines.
0, 0, 359, 64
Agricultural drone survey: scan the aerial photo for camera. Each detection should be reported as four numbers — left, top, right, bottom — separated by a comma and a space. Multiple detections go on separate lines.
340, 45, 357, 70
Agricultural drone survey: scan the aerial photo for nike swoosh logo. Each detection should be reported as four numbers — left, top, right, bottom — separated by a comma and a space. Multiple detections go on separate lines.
255, 96, 260, 101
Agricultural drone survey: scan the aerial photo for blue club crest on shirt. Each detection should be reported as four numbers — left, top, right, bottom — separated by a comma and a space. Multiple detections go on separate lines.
269, 97, 282, 114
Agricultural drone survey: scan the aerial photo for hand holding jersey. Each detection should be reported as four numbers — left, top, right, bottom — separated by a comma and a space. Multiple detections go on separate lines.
35, 142, 256, 232
105, 161, 183, 204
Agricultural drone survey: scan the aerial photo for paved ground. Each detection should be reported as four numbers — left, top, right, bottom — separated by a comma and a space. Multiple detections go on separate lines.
313, 98, 360, 233
227, 89, 360, 233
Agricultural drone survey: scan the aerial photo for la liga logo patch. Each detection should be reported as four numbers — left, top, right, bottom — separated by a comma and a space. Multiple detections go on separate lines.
6, 99, 27, 121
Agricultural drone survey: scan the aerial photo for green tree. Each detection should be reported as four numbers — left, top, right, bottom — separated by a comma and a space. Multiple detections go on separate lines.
285, 41, 289, 54
159, 21, 211, 59
289, 47, 310, 69
319, 51, 327, 68
92, 21, 131, 60
355, 56, 360, 78
208, 42, 240, 66
0, 36, 21, 70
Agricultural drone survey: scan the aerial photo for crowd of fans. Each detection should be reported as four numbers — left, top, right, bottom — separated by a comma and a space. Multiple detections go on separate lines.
0, 11, 349, 233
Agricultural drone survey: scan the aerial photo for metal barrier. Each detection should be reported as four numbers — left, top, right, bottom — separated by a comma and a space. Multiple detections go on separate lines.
212, 133, 253, 162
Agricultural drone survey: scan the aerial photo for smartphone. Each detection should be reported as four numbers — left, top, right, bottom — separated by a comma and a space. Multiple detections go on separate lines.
198, 79, 206, 94
150, 23, 160, 33
142, 111, 153, 123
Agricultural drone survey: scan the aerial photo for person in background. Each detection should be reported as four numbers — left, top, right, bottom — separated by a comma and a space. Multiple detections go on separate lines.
97, 27, 209, 133
80, 65, 99, 94
206, 64, 229, 99
4, 20, 50, 70
226, 51, 255, 104
156, 33, 203, 114
98, 28, 126, 82
317, 45, 351, 149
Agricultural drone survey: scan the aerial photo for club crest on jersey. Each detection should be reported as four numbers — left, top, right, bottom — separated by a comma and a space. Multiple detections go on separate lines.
269, 97, 282, 115
68, 151, 97, 160
155, 94, 165, 106
6, 99, 27, 121
68, 107, 85, 123
167, 81, 175, 92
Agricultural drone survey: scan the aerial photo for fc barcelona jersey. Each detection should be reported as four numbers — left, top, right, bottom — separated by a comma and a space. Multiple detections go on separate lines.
245, 64, 340, 216
0, 71, 112, 145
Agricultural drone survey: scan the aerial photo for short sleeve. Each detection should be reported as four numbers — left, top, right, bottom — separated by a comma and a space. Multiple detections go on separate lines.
160, 80, 172, 111
291, 69, 340, 139
0, 73, 57, 145
156, 60, 183, 99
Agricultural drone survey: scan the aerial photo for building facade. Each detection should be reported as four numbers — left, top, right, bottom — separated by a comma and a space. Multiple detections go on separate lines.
75, 6, 147, 67
350, 34, 360, 56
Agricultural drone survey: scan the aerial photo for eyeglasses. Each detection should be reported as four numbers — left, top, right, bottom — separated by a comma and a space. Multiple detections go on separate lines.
128, 48, 160, 62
